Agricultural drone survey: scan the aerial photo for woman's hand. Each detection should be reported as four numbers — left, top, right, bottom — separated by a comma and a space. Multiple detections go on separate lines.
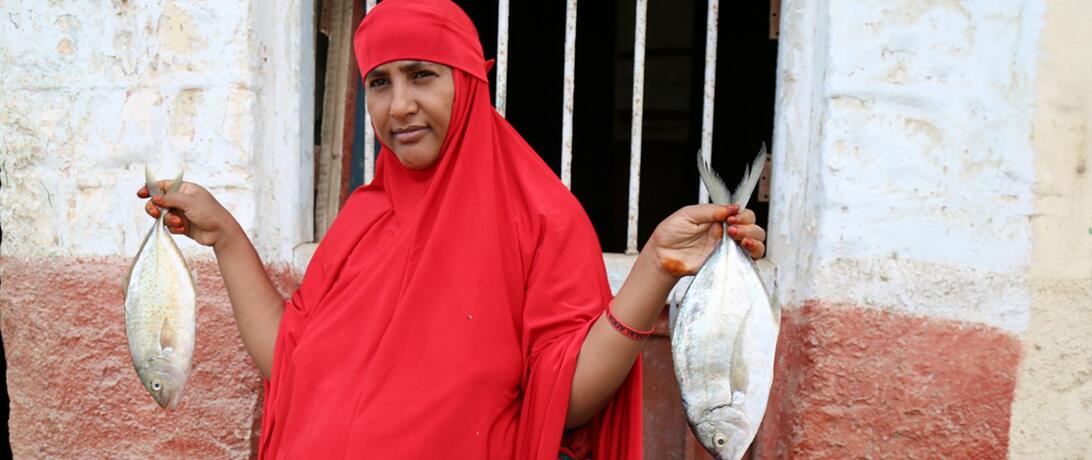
647, 204, 767, 278
137, 181, 240, 251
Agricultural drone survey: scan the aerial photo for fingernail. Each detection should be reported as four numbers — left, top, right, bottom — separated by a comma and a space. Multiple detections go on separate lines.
152, 195, 164, 204
728, 226, 738, 237
727, 216, 737, 224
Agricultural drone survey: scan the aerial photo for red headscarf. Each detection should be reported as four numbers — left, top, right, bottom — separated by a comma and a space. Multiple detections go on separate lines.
258, 0, 642, 458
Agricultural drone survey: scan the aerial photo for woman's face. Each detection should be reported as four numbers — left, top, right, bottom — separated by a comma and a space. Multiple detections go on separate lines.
364, 60, 455, 170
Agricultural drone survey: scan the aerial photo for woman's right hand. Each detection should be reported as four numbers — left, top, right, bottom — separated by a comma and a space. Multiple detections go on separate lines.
137, 181, 240, 250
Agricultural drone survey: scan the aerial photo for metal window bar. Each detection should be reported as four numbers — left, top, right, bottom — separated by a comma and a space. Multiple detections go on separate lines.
496, 0, 510, 116
700, 0, 719, 204
363, 0, 378, 184
626, 0, 648, 255
560, 0, 578, 188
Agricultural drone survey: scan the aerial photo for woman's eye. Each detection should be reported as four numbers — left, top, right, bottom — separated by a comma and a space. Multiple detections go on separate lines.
367, 78, 389, 88
413, 70, 436, 80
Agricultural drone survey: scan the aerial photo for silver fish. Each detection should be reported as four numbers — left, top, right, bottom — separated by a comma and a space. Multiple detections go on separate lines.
123, 166, 197, 410
672, 145, 780, 460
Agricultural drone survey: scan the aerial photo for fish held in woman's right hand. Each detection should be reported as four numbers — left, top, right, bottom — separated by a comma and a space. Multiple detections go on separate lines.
123, 166, 197, 410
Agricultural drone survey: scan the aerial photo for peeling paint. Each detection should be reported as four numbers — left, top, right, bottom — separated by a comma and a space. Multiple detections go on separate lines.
157, 2, 206, 55
0, 0, 302, 262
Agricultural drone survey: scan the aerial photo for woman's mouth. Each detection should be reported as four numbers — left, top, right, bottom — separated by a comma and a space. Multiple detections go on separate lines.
393, 126, 428, 144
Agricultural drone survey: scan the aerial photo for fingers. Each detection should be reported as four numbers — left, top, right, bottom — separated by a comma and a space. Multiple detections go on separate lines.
726, 208, 755, 226
144, 199, 162, 218
143, 199, 190, 233
166, 216, 188, 234
741, 238, 766, 259
726, 223, 766, 244
141, 181, 195, 222
724, 208, 766, 259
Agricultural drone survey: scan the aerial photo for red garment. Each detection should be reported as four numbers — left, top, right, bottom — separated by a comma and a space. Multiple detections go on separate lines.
258, 0, 642, 458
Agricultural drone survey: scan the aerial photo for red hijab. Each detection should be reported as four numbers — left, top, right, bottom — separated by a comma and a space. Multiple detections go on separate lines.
258, 1, 642, 458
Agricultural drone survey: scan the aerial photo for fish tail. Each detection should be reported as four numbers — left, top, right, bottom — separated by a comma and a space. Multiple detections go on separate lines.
696, 150, 731, 205
696, 143, 768, 209
167, 170, 184, 193
144, 166, 185, 196
144, 164, 162, 198
731, 143, 768, 210
144, 165, 184, 226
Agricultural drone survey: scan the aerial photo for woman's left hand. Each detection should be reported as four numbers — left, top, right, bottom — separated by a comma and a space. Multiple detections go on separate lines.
647, 204, 767, 278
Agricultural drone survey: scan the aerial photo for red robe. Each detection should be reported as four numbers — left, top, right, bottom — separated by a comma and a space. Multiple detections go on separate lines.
257, 1, 642, 458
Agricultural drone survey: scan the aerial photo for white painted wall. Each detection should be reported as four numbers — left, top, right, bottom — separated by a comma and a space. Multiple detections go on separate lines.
0, 0, 313, 266
770, 1, 1092, 455
770, 0, 1044, 334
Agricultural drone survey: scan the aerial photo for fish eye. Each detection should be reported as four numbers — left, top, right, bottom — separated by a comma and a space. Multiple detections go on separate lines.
714, 433, 728, 447
152, 381, 162, 391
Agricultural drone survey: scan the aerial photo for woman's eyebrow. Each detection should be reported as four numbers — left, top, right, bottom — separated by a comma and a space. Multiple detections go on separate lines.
398, 61, 431, 73
364, 68, 388, 80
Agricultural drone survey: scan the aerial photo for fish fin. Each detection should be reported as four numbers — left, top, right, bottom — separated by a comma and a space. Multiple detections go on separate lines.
769, 286, 782, 327
696, 150, 731, 205
729, 303, 753, 398
668, 287, 679, 333
120, 271, 134, 298
731, 143, 768, 210
159, 316, 177, 352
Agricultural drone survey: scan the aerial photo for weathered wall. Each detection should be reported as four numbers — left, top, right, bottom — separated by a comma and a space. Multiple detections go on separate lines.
758, 0, 1089, 457
3, 0, 1089, 458
1009, 0, 1092, 457
0, 0, 312, 457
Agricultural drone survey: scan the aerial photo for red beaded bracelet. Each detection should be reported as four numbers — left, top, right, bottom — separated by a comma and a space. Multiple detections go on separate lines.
605, 303, 653, 341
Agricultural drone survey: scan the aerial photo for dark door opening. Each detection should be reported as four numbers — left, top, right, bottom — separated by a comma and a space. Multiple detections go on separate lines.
453, 0, 777, 252
343, 1, 776, 252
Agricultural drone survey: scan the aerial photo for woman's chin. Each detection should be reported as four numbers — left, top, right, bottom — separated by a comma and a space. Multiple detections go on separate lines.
394, 149, 441, 170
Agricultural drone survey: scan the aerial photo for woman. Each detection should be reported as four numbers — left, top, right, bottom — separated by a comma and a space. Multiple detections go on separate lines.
138, 0, 767, 458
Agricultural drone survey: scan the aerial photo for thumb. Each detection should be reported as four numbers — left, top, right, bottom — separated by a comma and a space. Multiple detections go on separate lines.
684, 203, 735, 225
152, 188, 195, 212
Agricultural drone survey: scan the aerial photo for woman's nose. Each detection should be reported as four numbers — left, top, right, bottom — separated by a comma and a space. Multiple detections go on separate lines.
389, 83, 417, 119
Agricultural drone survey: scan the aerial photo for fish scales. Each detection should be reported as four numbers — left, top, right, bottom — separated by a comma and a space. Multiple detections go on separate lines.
672, 145, 781, 460
124, 167, 197, 410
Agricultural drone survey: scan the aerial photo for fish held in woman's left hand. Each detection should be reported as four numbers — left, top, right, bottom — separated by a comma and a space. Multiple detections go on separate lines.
123, 166, 197, 410
672, 145, 781, 460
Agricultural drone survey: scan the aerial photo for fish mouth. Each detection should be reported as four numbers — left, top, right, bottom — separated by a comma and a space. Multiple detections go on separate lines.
159, 387, 184, 411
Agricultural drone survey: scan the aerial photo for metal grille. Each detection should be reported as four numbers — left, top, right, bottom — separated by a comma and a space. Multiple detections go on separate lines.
355, 0, 724, 257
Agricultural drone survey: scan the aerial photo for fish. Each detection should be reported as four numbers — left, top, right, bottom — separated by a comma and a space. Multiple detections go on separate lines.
671, 145, 781, 460
123, 166, 197, 410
